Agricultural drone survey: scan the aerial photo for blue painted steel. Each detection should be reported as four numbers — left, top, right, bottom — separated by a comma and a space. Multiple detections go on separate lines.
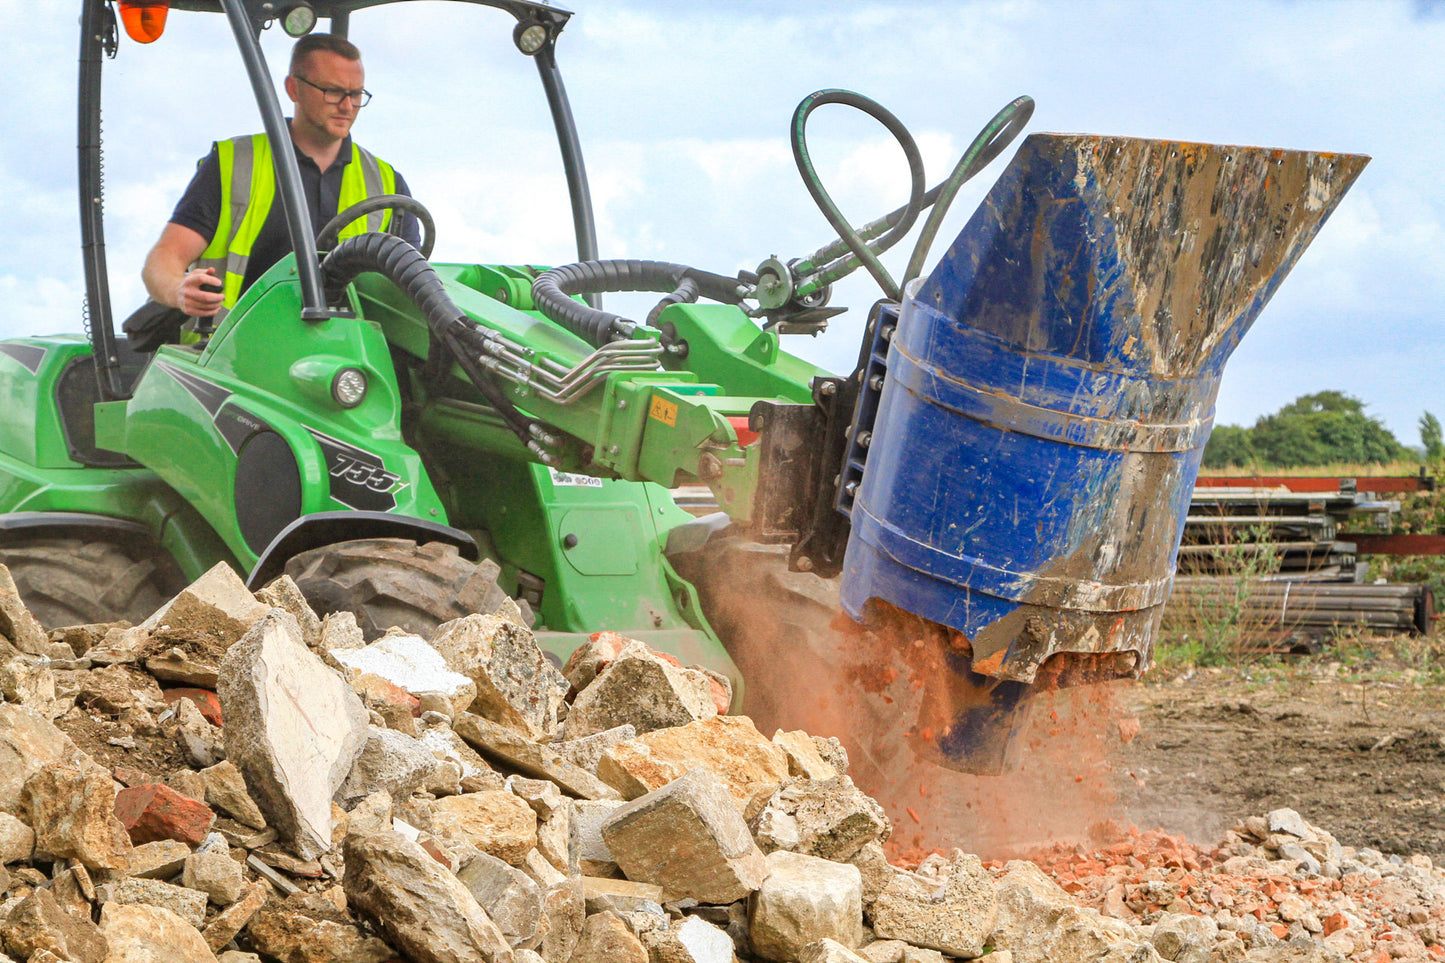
839, 133, 1367, 694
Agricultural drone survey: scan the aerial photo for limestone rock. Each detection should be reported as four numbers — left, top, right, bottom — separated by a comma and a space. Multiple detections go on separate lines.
246, 891, 395, 963
562, 640, 716, 739
580, 876, 666, 914
174, 694, 223, 768
0, 886, 108, 963
752, 776, 890, 861
23, 763, 131, 870
0, 563, 50, 653
0, 702, 91, 813
750, 850, 864, 961
432, 790, 538, 865
0, 811, 35, 864
800, 939, 871, 963
571, 798, 627, 877
570, 911, 648, 963
331, 634, 478, 715
597, 715, 789, 811
142, 562, 270, 647
0, 655, 55, 706
199, 761, 267, 830
123, 840, 192, 880
335, 725, 439, 809
773, 730, 840, 781
343, 829, 514, 963
454, 712, 620, 800
99, 902, 220, 963
458, 851, 545, 949
870, 850, 996, 958
642, 914, 738, 963
601, 768, 767, 904
254, 575, 323, 648
201, 880, 271, 953
97, 876, 209, 928
536, 876, 584, 963
552, 724, 636, 775
431, 614, 570, 740
218, 610, 369, 860
183, 849, 247, 906
990, 859, 1152, 963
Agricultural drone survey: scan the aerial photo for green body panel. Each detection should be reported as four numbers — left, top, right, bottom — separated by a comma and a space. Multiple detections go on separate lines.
0, 253, 829, 686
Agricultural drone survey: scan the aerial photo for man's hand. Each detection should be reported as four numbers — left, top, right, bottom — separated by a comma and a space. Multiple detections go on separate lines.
176, 268, 225, 317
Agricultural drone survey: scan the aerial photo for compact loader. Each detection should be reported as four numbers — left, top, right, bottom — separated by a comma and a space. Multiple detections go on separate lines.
0, 0, 1365, 775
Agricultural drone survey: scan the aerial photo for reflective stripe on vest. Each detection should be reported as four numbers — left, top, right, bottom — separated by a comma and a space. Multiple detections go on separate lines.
194, 134, 397, 310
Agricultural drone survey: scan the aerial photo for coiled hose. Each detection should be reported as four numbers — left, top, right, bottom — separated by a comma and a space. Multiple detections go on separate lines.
531, 260, 744, 348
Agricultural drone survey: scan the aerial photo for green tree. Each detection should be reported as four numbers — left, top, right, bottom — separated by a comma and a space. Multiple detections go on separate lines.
1420, 412, 1443, 463
1202, 391, 1407, 468
1202, 424, 1255, 468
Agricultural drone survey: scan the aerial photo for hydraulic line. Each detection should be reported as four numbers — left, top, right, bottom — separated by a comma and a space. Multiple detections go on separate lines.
531, 260, 743, 348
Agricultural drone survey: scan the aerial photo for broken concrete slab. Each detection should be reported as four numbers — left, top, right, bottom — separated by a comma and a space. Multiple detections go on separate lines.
99, 902, 220, 963
597, 714, 789, 811
335, 725, 439, 810
0, 655, 55, 706
642, 914, 738, 963
331, 633, 477, 716
752, 776, 890, 862
562, 640, 717, 739
570, 911, 648, 963
457, 851, 545, 949
201, 880, 271, 954
218, 610, 369, 860
580, 876, 666, 915
23, 763, 131, 870
245, 891, 395, 963
0, 810, 35, 864
123, 839, 192, 880
870, 850, 997, 958
601, 768, 767, 905
431, 790, 538, 866
183, 849, 247, 906
97, 876, 209, 928
799, 939, 871, 963
571, 798, 627, 877
454, 712, 621, 801
551, 724, 636, 775
343, 829, 514, 963
431, 614, 570, 740
749, 850, 864, 962
254, 575, 323, 649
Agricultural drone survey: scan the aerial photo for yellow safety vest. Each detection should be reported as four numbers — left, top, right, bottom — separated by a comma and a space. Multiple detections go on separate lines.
195, 133, 398, 310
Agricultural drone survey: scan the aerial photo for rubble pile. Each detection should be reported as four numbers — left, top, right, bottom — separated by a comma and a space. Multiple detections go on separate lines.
0, 560, 1439, 963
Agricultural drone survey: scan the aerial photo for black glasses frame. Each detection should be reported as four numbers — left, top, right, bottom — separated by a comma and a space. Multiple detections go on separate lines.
293, 73, 372, 108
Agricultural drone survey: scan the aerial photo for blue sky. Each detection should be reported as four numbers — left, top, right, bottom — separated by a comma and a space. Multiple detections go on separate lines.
2, 1, 1442, 443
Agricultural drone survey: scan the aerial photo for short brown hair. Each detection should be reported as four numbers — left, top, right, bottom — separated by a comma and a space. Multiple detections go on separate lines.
290, 34, 361, 75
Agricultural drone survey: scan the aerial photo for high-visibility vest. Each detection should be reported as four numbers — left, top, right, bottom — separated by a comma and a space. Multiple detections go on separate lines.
195, 133, 397, 310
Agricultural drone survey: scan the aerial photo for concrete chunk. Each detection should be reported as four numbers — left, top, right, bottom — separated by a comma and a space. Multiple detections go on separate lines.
23, 763, 132, 870
97, 876, 209, 929
331, 634, 478, 716
0, 810, 36, 864
141, 561, 270, 646
562, 640, 716, 739
570, 912, 648, 963
552, 724, 636, 774
454, 712, 621, 800
432, 790, 538, 865
749, 850, 864, 961
601, 768, 767, 904
597, 714, 789, 812
335, 725, 440, 809
218, 610, 369, 860
0, 886, 108, 963
752, 776, 890, 861
800, 939, 871, 963
0, 563, 50, 653
773, 729, 840, 781
99, 902, 220, 963
245, 890, 394, 963
457, 851, 545, 949
432, 614, 570, 740
0, 702, 91, 814
870, 850, 996, 958
199, 760, 267, 830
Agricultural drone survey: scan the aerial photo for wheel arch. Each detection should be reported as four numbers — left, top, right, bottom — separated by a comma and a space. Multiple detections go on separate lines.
245, 511, 479, 590
0, 510, 157, 545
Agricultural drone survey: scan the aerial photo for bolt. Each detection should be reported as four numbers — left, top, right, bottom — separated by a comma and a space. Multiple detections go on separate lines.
843, 480, 859, 497
608, 445, 620, 455
796, 556, 814, 572
857, 431, 872, 448
868, 374, 885, 391
617, 399, 628, 409
563, 533, 579, 549
819, 381, 837, 397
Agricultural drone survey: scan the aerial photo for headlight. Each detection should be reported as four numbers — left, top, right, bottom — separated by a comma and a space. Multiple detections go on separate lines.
331, 368, 368, 408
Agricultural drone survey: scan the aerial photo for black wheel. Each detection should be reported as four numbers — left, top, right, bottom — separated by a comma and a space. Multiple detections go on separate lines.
283, 538, 518, 641
0, 537, 182, 629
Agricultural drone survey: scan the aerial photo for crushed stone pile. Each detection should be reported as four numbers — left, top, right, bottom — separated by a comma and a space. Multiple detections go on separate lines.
0, 559, 1440, 963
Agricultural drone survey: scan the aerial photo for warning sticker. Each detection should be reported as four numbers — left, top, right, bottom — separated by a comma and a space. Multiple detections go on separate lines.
649, 395, 678, 427
549, 468, 604, 488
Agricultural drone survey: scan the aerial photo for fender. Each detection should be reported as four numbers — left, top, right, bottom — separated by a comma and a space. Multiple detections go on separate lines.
246, 510, 479, 590
0, 510, 155, 544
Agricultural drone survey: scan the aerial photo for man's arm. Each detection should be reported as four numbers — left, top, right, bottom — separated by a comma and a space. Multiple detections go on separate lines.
142, 223, 226, 317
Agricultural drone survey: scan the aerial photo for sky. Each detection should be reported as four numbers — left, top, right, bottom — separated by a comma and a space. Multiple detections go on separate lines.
2, 1, 1442, 443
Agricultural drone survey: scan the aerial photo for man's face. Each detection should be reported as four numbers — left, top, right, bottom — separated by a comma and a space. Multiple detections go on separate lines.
288, 50, 365, 142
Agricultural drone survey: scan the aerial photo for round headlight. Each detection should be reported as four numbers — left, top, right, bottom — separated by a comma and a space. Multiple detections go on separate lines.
281, 3, 317, 38
331, 368, 368, 408
513, 20, 548, 55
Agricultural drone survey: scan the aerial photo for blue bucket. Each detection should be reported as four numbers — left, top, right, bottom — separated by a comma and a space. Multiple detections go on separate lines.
839, 134, 1367, 686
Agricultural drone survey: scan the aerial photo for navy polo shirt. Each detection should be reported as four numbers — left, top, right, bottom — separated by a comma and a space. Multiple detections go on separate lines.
169, 131, 421, 294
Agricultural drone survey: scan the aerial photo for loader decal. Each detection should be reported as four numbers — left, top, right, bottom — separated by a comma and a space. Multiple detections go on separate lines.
157, 361, 232, 417
304, 427, 407, 512
155, 361, 275, 454
0, 343, 46, 374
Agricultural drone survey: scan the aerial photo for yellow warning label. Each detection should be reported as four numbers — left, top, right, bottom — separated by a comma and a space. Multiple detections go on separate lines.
649, 396, 678, 427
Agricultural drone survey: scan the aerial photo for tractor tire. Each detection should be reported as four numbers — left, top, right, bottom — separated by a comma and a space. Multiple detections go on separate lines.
0, 537, 182, 630
283, 538, 518, 642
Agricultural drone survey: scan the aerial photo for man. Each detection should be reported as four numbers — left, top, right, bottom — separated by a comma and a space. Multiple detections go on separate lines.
142, 33, 418, 319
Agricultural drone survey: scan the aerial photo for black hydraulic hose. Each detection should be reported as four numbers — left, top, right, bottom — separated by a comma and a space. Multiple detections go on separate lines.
320, 233, 534, 441
790, 89, 927, 302
531, 260, 743, 348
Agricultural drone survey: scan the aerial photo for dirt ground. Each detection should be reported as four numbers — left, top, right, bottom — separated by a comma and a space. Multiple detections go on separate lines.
1115, 656, 1445, 862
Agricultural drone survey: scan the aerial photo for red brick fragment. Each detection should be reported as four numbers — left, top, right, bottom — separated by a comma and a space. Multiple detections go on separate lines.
1323, 912, 1350, 936
163, 687, 223, 727
114, 783, 215, 846
1270, 924, 1289, 939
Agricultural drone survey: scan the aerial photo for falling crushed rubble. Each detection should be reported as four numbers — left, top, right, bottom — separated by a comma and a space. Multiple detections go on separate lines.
0, 560, 1440, 963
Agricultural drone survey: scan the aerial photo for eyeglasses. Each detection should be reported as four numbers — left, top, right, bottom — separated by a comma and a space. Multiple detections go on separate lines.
293, 74, 372, 108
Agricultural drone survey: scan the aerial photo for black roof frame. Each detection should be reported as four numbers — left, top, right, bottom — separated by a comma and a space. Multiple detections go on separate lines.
79, 0, 598, 400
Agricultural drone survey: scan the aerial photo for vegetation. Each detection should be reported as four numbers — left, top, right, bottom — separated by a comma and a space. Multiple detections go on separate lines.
1203, 391, 1409, 469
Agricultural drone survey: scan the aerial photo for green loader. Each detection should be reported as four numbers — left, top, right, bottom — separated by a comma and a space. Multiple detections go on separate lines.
0, 0, 1365, 781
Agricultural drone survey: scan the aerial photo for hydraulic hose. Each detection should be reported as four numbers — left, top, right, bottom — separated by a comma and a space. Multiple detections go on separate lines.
531, 259, 744, 348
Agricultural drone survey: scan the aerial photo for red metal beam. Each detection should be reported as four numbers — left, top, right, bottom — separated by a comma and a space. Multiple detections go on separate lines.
1344, 533, 1445, 556
1195, 475, 1433, 493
